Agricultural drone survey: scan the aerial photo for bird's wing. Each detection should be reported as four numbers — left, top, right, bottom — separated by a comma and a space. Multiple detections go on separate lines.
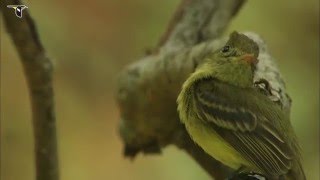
194, 80, 293, 176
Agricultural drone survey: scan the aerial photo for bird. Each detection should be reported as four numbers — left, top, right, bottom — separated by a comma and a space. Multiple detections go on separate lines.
177, 31, 305, 180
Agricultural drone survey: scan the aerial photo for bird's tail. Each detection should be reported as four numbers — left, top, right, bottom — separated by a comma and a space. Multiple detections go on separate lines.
282, 160, 306, 180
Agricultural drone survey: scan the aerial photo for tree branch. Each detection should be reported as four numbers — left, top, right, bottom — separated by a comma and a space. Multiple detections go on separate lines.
117, 0, 244, 179
1, 1, 59, 180
157, 0, 246, 54
117, 0, 291, 179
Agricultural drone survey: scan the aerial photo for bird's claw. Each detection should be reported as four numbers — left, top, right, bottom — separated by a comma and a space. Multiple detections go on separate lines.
227, 172, 267, 180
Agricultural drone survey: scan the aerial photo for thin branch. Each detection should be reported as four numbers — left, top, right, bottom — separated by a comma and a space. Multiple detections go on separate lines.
158, 0, 246, 54
1, 1, 59, 180
155, 0, 191, 52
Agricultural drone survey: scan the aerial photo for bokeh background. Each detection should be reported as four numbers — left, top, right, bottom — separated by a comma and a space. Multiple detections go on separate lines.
1, 0, 319, 180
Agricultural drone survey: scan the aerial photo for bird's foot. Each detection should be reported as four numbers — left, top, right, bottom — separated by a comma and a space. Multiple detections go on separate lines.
227, 172, 267, 180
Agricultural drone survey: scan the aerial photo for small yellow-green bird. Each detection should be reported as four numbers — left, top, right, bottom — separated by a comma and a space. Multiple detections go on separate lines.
177, 32, 305, 179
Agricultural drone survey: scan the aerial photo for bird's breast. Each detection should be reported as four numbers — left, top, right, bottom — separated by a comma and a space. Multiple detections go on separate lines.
184, 115, 253, 170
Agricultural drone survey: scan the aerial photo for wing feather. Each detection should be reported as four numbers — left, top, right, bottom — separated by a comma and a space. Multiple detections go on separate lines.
194, 80, 293, 176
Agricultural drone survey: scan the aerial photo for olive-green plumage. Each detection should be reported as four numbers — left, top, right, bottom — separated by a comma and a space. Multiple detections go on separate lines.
177, 32, 305, 179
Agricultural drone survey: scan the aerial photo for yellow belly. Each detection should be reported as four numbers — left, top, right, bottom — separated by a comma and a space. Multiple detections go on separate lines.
185, 119, 253, 170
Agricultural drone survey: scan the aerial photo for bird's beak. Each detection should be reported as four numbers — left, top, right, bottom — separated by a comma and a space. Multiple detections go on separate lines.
241, 54, 257, 65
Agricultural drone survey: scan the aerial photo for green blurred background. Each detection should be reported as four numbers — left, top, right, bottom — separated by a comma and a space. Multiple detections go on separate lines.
1, 0, 319, 180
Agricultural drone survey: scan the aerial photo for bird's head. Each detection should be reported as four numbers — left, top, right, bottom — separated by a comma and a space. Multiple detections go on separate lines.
200, 31, 260, 88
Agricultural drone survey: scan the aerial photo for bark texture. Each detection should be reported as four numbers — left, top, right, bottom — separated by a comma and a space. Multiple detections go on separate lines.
1, 1, 59, 180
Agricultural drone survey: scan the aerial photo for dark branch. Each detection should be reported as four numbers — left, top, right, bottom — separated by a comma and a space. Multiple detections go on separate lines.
1, 1, 59, 180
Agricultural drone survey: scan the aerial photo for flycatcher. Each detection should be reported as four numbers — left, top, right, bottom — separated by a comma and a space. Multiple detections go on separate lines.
177, 32, 305, 180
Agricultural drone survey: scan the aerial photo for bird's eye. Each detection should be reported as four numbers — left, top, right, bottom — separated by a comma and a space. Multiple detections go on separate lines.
221, 45, 230, 53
